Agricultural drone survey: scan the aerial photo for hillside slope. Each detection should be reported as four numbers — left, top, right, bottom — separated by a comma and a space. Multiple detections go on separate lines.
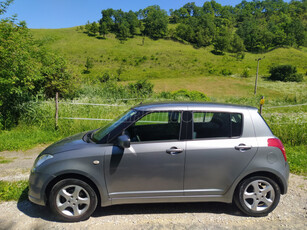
31, 27, 307, 99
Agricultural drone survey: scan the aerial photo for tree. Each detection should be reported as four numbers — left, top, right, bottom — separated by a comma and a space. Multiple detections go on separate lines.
116, 20, 130, 41
0, 0, 13, 15
89, 22, 99, 35
213, 36, 230, 54
230, 34, 245, 53
39, 51, 74, 98
99, 21, 108, 38
85, 21, 91, 33
84, 57, 94, 73
125, 10, 138, 35
101, 8, 114, 31
143, 5, 169, 39
0, 19, 43, 128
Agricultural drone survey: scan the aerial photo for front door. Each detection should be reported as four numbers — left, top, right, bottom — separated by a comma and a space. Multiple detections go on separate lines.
104, 111, 185, 198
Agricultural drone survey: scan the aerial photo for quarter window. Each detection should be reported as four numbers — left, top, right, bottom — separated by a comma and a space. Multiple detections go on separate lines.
126, 111, 181, 142
193, 112, 242, 139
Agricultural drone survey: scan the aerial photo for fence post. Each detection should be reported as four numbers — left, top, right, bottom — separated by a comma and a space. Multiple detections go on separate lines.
254, 57, 265, 95
55, 92, 59, 130
259, 96, 265, 115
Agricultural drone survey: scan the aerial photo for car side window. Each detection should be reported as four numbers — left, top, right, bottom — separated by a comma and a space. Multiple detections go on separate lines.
193, 112, 243, 139
126, 111, 181, 142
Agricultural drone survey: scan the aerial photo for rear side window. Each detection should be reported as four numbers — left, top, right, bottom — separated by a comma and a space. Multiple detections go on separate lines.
231, 113, 243, 137
193, 112, 243, 139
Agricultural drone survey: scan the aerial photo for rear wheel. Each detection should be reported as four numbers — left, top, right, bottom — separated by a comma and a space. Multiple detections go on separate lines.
49, 179, 97, 222
234, 176, 280, 217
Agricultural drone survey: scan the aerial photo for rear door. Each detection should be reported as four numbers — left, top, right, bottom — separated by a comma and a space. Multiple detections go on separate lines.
184, 110, 258, 195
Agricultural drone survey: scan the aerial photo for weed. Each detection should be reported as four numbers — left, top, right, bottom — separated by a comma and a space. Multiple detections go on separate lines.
0, 156, 15, 164
0, 181, 28, 202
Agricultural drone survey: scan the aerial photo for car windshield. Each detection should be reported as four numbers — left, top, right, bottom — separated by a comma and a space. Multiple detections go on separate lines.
91, 109, 137, 142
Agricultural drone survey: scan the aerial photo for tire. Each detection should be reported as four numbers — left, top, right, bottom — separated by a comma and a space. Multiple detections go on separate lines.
234, 176, 280, 217
49, 179, 98, 222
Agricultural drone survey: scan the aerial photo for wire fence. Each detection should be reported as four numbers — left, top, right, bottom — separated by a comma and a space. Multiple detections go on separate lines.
54, 100, 307, 125
266, 103, 307, 109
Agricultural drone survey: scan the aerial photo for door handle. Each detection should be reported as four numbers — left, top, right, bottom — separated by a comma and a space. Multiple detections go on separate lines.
166, 147, 183, 155
235, 144, 252, 152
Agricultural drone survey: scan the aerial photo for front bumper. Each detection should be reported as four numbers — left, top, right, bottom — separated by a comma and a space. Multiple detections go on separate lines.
28, 170, 54, 206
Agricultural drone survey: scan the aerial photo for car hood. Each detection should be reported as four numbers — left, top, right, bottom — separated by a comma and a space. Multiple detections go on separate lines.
41, 132, 92, 155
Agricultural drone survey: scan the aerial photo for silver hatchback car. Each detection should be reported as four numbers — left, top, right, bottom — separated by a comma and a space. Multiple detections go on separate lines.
29, 103, 289, 222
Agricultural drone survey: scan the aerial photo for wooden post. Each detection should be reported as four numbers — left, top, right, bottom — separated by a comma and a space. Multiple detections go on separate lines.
55, 92, 59, 130
254, 57, 265, 95
259, 96, 265, 115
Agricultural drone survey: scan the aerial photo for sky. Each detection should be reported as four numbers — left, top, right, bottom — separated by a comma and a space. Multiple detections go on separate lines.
2, 0, 291, 29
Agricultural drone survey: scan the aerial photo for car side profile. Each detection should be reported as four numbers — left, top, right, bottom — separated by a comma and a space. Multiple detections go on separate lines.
28, 103, 289, 222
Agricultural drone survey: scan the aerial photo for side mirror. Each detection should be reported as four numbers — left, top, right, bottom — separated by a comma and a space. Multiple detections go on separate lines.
117, 135, 130, 149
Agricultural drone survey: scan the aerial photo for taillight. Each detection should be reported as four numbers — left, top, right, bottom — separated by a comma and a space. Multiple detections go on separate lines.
268, 138, 287, 161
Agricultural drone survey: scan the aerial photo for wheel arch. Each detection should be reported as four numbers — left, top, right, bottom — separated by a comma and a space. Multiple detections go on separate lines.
45, 173, 102, 206
234, 171, 285, 195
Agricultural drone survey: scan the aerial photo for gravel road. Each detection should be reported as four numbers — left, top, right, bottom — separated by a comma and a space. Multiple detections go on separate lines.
0, 146, 306, 230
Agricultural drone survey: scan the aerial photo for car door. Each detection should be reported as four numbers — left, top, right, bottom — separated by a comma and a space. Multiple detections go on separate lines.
184, 110, 258, 196
104, 111, 186, 198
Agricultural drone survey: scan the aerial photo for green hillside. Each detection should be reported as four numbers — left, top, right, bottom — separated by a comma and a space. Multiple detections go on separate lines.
31, 27, 307, 100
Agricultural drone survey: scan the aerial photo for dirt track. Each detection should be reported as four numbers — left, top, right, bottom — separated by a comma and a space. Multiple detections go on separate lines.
0, 146, 306, 229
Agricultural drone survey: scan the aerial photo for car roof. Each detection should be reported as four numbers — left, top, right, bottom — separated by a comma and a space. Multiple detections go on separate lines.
133, 102, 257, 112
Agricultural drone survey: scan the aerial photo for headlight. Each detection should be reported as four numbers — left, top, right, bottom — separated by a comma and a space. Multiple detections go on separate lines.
32, 154, 53, 171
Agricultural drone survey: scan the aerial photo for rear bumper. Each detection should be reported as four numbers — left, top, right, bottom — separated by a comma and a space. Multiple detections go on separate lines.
28, 170, 54, 206
282, 162, 290, 194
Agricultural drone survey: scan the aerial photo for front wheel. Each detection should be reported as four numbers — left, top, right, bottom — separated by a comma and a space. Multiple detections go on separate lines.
234, 176, 280, 217
49, 179, 98, 222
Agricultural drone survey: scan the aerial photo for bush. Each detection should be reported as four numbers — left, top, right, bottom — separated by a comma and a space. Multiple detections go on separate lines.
160, 89, 210, 101
284, 73, 303, 82
269, 65, 303, 82
221, 69, 232, 76
98, 72, 110, 83
127, 80, 153, 97
241, 68, 250, 78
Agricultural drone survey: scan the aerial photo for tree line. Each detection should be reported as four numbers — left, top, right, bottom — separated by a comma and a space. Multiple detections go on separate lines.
81, 0, 306, 53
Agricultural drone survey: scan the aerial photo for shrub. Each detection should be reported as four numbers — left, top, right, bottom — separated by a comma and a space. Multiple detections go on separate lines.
98, 72, 110, 83
160, 89, 210, 101
221, 69, 232, 76
269, 65, 303, 82
241, 68, 250, 78
284, 73, 303, 82
127, 80, 153, 97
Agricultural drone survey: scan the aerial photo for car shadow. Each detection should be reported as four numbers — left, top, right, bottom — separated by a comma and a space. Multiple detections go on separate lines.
17, 186, 244, 222
92, 202, 244, 218
18, 198, 244, 223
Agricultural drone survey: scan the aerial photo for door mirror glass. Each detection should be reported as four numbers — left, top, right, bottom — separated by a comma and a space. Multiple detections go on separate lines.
117, 135, 130, 148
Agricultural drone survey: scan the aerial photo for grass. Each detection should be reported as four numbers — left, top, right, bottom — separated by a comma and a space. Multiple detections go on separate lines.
31, 27, 307, 84
285, 145, 307, 175
0, 181, 28, 202
30, 27, 307, 104
0, 156, 15, 164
